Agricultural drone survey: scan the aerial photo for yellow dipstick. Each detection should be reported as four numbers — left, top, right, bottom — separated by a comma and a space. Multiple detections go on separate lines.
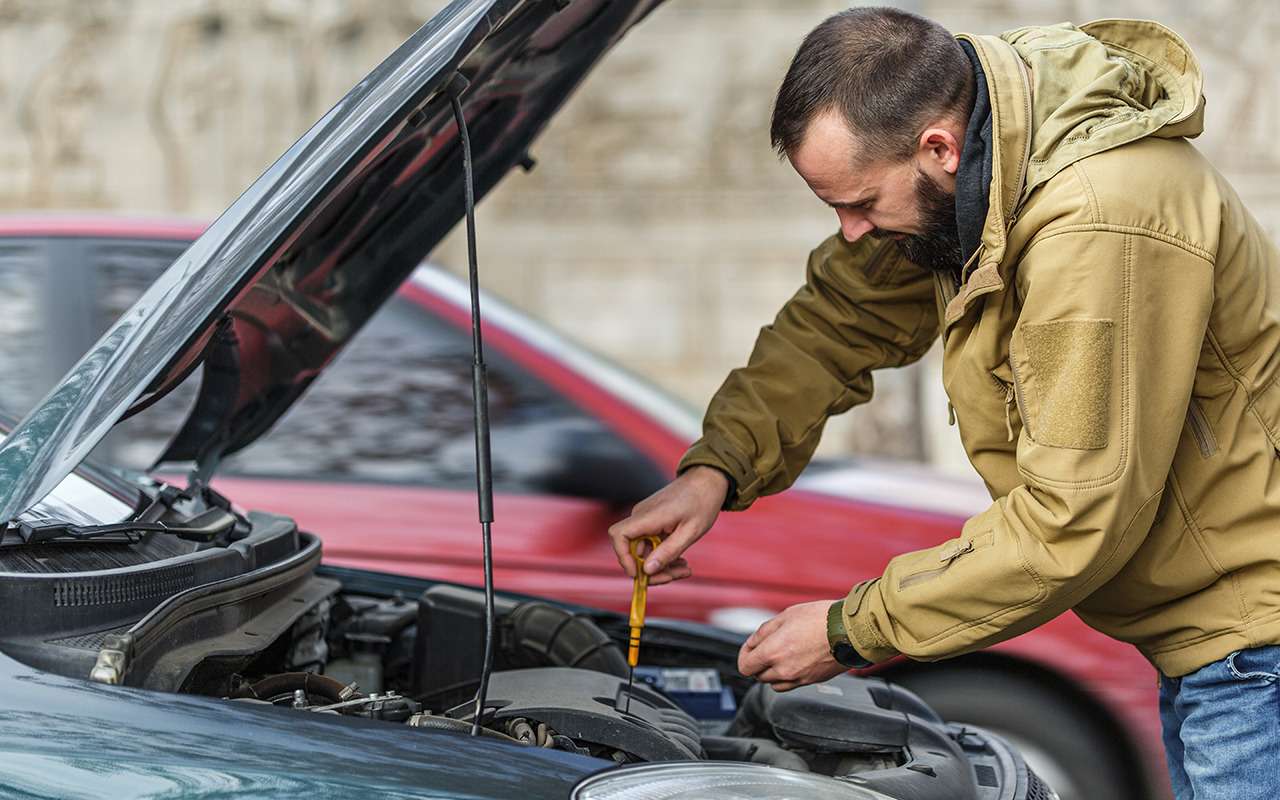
628, 535, 662, 667
624, 535, 662, 714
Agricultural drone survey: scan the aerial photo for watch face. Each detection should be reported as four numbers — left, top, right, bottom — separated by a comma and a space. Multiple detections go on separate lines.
832, 641, 859, 667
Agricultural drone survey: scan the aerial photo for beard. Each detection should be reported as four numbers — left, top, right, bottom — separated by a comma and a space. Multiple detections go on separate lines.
875, 169, 962, 274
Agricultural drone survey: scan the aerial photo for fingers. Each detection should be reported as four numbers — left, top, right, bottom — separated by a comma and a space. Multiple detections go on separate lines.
643, 518, 700, 576
739, 612, 785, 676
738, 602, 844, 694
607, 517, 646, 578
645, 558, 692, 586
744, 614, 782, 650
741, 650, 793, 686
750, 661, 804, 690
737, 639, 765, 677
608, 515, 694, 583
608, 502, 677, 579
607, 473, 724, 581
608, 537, 634, 578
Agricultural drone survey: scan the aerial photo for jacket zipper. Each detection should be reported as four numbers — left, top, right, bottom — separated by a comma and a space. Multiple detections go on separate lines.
956, 245, 984, 289
1008, 56, 1034, 220
897, 536, 989, 590
1002, 385, 1016, 442
989, 371, 1018, 442
1186, 399, 1217, 458
1006, 357, 1031, 440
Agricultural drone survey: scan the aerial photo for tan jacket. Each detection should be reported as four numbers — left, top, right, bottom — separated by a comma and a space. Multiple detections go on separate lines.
679, 20, 1280, 677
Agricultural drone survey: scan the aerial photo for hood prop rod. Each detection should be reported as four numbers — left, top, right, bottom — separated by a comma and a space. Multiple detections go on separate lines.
448, 75, 497, 738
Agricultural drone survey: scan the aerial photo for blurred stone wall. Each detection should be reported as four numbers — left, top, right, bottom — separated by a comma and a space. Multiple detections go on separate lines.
2, 0, 1276, 472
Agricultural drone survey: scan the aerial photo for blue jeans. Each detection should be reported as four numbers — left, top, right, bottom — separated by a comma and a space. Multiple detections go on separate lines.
1159, 645, 1280, 800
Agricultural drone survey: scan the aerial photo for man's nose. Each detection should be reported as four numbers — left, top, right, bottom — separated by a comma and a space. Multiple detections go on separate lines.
837, 210, 875, 243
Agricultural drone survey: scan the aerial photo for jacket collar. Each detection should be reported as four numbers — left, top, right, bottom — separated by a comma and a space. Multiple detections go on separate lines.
941, 21, 1206, 332
942, 33, 1032, 329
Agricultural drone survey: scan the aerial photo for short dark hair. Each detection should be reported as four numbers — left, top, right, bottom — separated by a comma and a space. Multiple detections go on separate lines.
770, 7, 974, 163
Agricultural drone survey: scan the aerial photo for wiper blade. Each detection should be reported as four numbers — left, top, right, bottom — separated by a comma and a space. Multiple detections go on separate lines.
15, 508, 236, 546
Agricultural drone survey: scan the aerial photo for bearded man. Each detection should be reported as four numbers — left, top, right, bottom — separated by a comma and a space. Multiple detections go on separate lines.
608, 8, 1280, 799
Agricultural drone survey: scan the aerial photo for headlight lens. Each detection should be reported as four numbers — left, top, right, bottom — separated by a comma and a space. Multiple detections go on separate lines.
572, 762, 896, 800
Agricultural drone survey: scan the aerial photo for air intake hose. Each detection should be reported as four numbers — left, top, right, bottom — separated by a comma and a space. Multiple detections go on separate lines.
508, 602, 629, 677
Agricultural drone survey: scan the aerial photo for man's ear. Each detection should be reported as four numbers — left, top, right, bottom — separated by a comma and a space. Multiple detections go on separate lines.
918, 126, 963, 176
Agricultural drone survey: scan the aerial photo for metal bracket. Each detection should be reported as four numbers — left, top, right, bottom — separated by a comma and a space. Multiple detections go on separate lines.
89, 633, 133, 685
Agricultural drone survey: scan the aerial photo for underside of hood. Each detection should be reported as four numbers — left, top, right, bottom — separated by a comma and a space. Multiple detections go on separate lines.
0, 0, 664, 522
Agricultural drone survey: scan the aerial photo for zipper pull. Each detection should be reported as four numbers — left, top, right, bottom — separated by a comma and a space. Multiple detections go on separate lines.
947, 401, 956, 426
1004, 386, 1015, 442
939, 539, 975, 563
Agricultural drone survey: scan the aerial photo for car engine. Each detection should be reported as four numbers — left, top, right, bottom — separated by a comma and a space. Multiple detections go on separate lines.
0, 509, 1051, 800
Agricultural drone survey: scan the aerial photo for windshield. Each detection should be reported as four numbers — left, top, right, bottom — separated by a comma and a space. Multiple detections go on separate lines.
11, 471, 134, 532
0, 415, 137, 541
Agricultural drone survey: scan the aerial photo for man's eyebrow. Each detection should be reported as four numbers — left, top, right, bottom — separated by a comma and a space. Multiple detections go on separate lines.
827, 196, 874, 210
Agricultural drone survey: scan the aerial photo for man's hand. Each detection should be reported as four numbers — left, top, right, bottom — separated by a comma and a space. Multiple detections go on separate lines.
607, 466, 729, 585
737, 600, 848, 692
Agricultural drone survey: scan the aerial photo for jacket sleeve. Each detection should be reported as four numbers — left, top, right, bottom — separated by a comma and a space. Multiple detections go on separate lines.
677, 233, 940, 510
841, 229, 1214, 663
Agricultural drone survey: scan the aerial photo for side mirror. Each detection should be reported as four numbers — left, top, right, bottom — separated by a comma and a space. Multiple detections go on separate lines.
537, 422, 668, 507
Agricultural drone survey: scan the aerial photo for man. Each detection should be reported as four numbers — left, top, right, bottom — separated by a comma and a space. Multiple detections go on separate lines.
607, 8, 1280, 798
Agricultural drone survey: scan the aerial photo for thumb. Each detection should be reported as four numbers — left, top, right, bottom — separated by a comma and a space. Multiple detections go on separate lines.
644, 518, 701, 575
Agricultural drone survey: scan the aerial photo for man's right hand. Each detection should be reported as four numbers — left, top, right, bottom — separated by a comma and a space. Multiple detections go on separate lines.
607, 466, 730, 585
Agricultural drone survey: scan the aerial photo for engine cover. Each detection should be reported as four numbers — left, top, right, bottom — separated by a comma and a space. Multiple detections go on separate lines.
457, 667, 703, 761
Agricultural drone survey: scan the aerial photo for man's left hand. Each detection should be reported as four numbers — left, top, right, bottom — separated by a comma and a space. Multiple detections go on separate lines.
737, 600, 849, 691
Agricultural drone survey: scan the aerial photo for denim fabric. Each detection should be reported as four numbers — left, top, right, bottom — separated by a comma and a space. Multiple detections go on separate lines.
1159, 644, 1280, 799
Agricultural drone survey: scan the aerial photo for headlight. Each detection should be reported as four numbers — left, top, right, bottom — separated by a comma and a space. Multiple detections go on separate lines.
572, 762, 896, 800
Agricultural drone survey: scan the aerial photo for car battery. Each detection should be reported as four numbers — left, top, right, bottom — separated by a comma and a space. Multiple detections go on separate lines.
634, 666, 737, 733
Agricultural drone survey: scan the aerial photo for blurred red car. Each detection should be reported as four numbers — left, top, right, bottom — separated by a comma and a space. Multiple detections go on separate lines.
1, 214, 1166, 800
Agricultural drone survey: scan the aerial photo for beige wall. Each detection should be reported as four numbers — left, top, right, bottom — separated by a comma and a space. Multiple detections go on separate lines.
4, 0, 1277, 471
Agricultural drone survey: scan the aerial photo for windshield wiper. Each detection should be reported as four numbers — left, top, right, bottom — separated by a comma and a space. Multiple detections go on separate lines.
14, 507, 237, 546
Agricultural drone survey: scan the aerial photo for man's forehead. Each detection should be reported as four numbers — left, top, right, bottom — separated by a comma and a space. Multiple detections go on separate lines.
789, 110, 887, 203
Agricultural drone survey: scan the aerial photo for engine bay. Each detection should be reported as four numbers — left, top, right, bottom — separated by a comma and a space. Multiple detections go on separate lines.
0, 508, 1047, 800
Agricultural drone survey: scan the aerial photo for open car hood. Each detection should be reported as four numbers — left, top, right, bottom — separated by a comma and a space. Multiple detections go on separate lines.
0, 0, 663, 522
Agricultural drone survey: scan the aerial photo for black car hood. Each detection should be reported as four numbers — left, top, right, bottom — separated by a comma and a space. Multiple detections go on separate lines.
0, 0, 663, 522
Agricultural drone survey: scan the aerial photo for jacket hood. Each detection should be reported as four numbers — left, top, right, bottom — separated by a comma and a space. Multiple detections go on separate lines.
0, 0, 664, 523
943, 18, 1205, 326
1009, 19, 1205, 197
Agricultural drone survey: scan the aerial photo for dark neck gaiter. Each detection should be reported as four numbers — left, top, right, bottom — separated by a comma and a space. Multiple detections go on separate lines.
955, 39, 994, 266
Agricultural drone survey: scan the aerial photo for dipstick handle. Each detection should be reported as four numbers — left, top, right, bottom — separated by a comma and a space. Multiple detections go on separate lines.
627, 535, 662, 667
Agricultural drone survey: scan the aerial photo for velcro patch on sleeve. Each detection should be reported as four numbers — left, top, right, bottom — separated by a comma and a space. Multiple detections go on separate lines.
1022, 319, 1114, 450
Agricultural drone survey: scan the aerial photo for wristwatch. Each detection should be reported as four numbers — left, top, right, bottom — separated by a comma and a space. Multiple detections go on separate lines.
827, 600, 872, 668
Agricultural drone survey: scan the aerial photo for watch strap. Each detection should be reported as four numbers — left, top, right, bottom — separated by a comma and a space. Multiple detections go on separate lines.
827, 600, 872, 668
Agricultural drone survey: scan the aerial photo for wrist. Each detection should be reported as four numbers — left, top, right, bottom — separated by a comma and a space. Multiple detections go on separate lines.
826, 600, 871, 668
685, 465, 732, 507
